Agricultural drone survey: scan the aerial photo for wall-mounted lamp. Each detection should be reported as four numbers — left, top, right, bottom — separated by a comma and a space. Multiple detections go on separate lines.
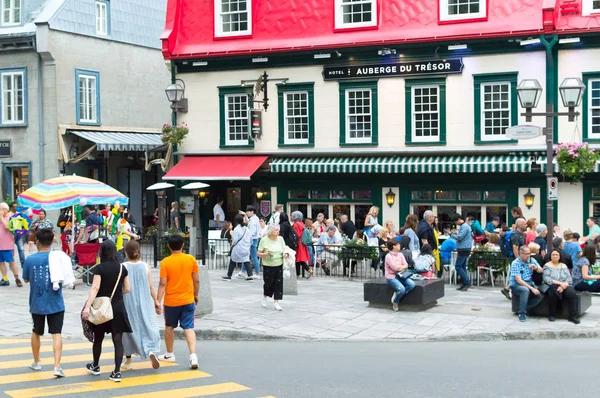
385, 188, 396, 207
256, 191, 264, 200
165, 78, 188, 113
524, 189, 535, 209
199, 191, 207, 199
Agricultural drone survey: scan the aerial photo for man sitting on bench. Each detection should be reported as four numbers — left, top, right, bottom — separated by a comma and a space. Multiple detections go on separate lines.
510, 246, 544, 322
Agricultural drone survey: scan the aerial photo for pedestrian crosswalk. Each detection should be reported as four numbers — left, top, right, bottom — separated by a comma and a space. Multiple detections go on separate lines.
0, 338, 269, 398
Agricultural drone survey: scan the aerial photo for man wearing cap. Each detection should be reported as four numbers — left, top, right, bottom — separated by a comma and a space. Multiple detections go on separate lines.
484, 216, 501, 237
534, 223, 548, 258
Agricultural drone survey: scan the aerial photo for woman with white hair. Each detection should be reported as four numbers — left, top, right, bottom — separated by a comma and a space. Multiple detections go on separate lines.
258, 224, 288, 310
291, 211, 312, 279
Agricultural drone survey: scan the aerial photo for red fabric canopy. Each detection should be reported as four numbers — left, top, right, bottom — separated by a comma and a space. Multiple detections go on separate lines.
163, 156, 268, 181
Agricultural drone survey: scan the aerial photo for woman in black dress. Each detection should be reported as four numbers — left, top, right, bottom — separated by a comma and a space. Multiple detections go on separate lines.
82, 240, 132, 382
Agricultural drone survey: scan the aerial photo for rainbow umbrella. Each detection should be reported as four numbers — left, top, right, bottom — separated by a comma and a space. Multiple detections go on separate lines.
17, 175, 129, 210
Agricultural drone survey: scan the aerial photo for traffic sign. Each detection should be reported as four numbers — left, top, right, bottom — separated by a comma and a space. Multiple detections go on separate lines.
548, 177, 558, 201
506, 125, 543, 140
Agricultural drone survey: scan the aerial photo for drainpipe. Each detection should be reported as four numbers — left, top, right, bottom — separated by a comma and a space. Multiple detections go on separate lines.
37, 54, 45, 181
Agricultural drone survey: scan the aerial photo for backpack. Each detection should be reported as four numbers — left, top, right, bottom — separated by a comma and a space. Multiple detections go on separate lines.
414, 254, 434, 272
501, 230, 520, 258
301, 227, 313, 245
283, 226, 298, 251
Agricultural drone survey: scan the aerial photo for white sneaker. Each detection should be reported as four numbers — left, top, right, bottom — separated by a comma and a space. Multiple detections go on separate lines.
392, 303, 399, 312
273, 303, 283, 311
391, 292, 397, 304
236, 272, 246, 278
253, 274, 261, 280
29, 362, 42, 371
261, 297, 268, 308
189, 354, 198, 370
121, 359, 133, 371
158, 353, 176, 363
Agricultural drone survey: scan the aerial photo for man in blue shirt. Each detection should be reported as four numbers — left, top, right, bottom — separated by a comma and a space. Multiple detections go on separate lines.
510, 245, 544, 322
485, 216, 500, 236
450, 214, 472, 291
23, 229, 65, 378
563, 230, 582, 267
439, 237, 456, 265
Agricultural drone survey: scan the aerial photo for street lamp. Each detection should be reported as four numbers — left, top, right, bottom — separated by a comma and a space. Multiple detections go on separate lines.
147, 182, 175, 237
182, 182, 210, 265
516, 77, 584, 251
165, 79, 188, 113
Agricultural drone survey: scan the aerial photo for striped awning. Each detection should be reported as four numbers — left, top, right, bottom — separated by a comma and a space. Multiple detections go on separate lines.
68, 130, 163, 151
270, 155, 533, 174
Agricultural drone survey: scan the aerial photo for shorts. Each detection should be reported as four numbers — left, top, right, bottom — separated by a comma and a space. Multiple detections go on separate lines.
32, 312, 65, 336
0, 250, 13, 263
164, 303, 195, 330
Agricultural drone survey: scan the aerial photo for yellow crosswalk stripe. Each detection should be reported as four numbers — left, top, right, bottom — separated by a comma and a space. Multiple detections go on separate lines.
0, 360, 177, 385
114, 382, 251, 397
0, 353, 110, 370
5, 369, 213, 398
0, 341, 109, 357
0, 339, 50, 345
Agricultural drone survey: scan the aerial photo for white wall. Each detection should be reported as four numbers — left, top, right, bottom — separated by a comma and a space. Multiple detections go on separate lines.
178, 51, 547, 152
518, 187, 541, 223
557, 182, 584, 234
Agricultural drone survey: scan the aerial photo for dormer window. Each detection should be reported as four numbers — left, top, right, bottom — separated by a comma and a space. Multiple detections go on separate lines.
215, 0, 252, 37
335, 0, 377, 30
439, 0, 487, 23
582, 0, 600, 16
2, 0, 21, 26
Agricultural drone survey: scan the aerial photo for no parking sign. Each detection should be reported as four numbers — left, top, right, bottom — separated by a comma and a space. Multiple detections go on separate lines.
548, 177, 558, 201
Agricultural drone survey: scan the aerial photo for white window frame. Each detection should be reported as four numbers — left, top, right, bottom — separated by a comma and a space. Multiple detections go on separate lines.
335, 0, 377, 29
589, 79, 600, 139
583, 0, 600, 16
214, 0, 252, 38
2, 0, 21, 26
411, 85, 440, 143
78, 74, 98, 124
283, 90, 310, 145
95, 1, 108, 35
224, 94, 250, 146
480, 81, 512, 142
1, 70, 25, 125
439, 0, 486, 22
345, 88, 373, 144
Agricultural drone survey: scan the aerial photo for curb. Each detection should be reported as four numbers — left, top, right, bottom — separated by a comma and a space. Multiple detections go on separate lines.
165, 327, 600, 343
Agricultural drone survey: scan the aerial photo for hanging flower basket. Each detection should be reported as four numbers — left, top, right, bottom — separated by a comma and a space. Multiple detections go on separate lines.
556, 142, 600, 183
161, 123, 189, 146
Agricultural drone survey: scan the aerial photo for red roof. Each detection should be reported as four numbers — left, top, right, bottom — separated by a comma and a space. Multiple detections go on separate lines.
162, 0, 547, 59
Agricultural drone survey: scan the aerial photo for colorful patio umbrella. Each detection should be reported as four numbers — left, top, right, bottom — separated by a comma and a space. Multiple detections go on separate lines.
17, 175, 129, 210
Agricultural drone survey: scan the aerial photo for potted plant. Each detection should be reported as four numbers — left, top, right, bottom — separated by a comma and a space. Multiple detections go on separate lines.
161, 123, 189, 146
556, 142, 600, 183
340, 239, 378, 261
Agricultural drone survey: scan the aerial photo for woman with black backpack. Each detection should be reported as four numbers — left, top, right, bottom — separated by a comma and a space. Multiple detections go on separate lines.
291, 211, 313, 279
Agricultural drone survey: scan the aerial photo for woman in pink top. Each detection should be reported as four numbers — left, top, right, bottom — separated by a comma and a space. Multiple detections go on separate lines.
0, 203, 21, 287
385, 238, 416, 311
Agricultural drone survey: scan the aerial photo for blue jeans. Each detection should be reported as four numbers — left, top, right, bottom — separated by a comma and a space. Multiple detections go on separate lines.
511, 282, 544, 315
308, 245, 315, 266
246, 238, 260, 275
455, 251, 471, 286
15, 234, 25, 265
386, 276, 416, 303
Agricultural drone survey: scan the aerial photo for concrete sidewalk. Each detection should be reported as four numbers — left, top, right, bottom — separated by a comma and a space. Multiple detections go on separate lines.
2, 265, 600, 342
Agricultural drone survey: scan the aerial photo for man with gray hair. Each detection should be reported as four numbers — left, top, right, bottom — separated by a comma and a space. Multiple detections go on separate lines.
317, 225, 342, 275
416, 210, 437, 250
0, 202, 21, 287
509, 245, 544, 322
339, 215, 357, 240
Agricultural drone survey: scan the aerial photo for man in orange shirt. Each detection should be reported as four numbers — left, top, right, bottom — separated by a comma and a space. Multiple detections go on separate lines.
156, 234, 200, 369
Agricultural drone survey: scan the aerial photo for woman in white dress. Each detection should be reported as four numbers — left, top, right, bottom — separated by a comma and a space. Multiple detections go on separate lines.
121, 240, 161, 370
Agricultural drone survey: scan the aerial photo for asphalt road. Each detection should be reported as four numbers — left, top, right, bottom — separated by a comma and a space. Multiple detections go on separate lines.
0, 338, 596, 397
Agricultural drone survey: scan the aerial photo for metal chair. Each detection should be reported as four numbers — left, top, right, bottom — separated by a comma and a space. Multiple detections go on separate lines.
211, 239, 231, 269
443, 251, 458, 285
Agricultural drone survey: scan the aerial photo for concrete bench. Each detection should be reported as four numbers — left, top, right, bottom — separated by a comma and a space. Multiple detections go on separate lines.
364, 278, 445, 311
511, 290, 592, 317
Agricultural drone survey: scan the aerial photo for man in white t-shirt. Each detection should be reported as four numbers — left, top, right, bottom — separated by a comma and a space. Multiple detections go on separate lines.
268, 204, 283, 226
212, 197, 225, 229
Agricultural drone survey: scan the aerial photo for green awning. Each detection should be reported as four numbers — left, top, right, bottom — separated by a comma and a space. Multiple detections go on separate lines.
270, 155, 534, 174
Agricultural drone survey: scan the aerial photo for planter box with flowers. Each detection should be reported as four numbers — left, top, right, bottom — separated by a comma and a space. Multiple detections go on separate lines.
556, 142, 600, 183
161, 123, 189, 146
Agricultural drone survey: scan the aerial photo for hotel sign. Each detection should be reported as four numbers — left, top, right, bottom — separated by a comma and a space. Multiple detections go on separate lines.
323, 58, 463, 80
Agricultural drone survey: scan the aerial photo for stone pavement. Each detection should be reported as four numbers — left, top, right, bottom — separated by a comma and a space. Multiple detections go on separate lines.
2, 260, 600, 341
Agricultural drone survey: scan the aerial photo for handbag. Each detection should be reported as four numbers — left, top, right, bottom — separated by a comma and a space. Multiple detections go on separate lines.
88, 265, 123, 325
397, 270, 412, 280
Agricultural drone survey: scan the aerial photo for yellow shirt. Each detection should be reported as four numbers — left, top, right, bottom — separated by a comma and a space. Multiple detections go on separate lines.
159, 253, 198, 307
